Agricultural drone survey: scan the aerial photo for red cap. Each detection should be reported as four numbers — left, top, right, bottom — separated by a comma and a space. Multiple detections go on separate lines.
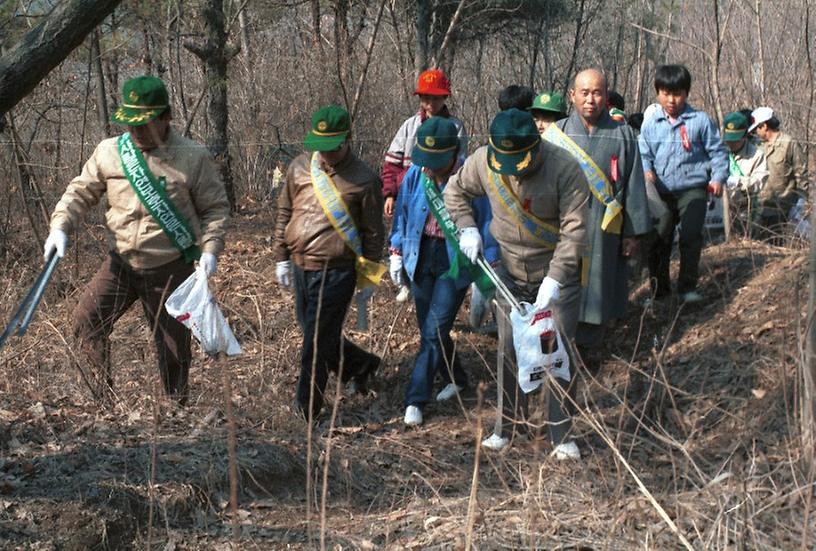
414, 69, 451, 96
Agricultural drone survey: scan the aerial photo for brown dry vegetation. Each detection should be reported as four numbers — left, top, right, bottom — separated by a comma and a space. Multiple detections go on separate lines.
0, 201, 814, 549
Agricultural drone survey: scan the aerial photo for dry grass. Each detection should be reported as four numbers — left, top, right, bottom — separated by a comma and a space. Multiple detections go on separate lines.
0, 206, 814, 549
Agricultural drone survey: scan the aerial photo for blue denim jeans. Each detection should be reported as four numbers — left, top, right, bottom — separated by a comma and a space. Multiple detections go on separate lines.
406, 239, 469, 407
293, 264, 379, 416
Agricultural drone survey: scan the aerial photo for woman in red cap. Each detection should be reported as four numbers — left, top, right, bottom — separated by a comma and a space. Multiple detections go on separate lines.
382, 69, 468, 301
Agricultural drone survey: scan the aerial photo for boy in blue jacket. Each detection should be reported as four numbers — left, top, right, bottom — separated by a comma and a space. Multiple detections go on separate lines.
638, 64, 729, 303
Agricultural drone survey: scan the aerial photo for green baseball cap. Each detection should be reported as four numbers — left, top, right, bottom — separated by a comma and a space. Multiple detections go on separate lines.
111, 76, 169, 126
412, 117, 460, 170
488, 108, 541, 175
722, 112, 748, 142
304, 105, 350, 151
530, 91, 567, 115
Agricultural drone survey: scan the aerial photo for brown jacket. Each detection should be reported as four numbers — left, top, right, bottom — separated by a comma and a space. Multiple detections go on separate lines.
50, 130, 230, 269
444, 144, 588, 286
273, 151, 384, 269
759, 132, 809, 216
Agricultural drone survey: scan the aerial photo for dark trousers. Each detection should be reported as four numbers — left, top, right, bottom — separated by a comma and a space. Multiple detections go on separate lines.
648, 187, 708, 296
493, 271, 578, 445
293, 264, 379, 416
406, 239, 468, 407
73, 252, 194, 402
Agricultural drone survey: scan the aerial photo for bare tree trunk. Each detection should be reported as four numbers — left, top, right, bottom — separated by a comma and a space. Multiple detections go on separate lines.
562, 0, 586, 92
0, 0, 122, 116
415, 0, 431, 74
185, 0, 239, 211
754, 0, 767, 104
91, 29, 111, 136
805, 0, 816, 475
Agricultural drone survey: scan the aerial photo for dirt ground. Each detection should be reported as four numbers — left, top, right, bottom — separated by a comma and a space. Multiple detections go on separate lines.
0, 203, 814, 549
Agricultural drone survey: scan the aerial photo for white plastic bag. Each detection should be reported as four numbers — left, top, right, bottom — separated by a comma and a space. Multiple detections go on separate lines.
165, 265, 242, 356
510, 302, 570, 394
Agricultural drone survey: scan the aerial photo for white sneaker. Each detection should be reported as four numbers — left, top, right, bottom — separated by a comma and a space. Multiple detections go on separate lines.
436, 383, 464, 402
396, 285, 411, 303
551, 440, 581, 461
404, 405, 423, 426
680, 290, 703, 304
481, 433, 509, 451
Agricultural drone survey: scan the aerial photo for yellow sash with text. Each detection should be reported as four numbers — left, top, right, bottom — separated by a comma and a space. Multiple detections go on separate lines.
542, 124, 623, 234
310, 153, 386, 289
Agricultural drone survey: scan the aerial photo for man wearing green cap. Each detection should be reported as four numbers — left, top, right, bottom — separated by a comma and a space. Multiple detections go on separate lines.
722, 112, 769, 237
444, 108, 588, 459
550, 68, 650, 358
529, 91, 567, 135
43, 75, 230, 403
272, 105, 384, 419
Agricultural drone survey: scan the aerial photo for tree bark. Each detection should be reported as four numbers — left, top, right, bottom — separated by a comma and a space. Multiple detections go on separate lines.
415, 0, 431, 74
91, 29, 111, 136
185, 0, 238, 211
0, 0, 122, 116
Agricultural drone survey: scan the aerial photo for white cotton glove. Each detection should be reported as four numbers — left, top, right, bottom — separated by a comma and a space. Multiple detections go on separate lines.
389, 254, 403, 286
726, 175, 740, 190
458, 227, 482, 263
276, 260, 292, 288
535, 276, 561, 309
43, 229, 68, 261
199, 252, 217, 276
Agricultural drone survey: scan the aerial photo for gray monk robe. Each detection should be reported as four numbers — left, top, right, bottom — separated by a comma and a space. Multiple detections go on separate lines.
553, 111, 651, 328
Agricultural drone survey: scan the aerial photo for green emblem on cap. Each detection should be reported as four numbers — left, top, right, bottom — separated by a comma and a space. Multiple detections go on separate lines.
111, 76, 169, 127
500, 139, 514, 149
539, 93, 550, 103
304, 105, 351, 151
727, 122, 735, 130
425, 136, 436, 147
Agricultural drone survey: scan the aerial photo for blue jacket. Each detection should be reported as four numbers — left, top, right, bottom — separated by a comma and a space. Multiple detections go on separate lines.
638, 104, 729, 194
390, 165, 498, 290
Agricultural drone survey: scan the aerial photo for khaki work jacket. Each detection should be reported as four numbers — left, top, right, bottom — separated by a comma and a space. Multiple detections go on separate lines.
50, 130, 230, 269
444, 144, 588, 287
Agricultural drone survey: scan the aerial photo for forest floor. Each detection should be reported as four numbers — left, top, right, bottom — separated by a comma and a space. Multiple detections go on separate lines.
0, 200, 814, 550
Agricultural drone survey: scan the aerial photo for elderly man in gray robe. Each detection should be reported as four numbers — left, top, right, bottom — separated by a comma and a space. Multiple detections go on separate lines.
542, 68, 651, 365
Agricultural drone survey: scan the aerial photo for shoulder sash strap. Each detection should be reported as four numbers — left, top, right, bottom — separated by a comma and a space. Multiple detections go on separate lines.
729, 153, 745, 177
486, 161, 559, 250
309, 153, 385, 289
118, 133, 200, 263
542, 124, 623, 234
420, 172, 495, 294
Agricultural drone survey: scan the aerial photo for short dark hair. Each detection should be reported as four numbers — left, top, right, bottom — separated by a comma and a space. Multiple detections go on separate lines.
608, 90, 625, 111
654, 64, 692, 93
765, 116, 781, 131
628, 112, 644, 132
498, 85, 534, 111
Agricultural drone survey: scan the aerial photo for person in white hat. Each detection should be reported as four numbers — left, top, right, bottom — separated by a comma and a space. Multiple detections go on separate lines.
748, 106, 809, 242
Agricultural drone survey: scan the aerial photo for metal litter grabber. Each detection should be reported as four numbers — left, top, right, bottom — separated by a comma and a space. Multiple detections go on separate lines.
472, 254, 524, 314
0, 252, 60, 350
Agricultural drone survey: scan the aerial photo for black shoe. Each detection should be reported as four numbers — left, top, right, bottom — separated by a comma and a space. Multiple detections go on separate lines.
350, 355, 380, 394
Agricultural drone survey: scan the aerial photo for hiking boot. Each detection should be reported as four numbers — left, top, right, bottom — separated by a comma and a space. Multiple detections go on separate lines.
435, 383, 464, 402
349, 355, 380, 394
404, 405, 423, 426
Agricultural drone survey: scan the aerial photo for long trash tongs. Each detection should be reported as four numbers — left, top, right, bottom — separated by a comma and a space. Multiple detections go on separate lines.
472, 255, 524, 314
0, 252, 61, 350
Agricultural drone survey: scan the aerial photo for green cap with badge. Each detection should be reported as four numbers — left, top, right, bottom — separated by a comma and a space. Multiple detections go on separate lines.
304, 105, 351, 151
722, 112, 749, 142
488, 108, 541, 175
412, 117, 460, 170
530, 91, 567, 115
111, 76, 169, 126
